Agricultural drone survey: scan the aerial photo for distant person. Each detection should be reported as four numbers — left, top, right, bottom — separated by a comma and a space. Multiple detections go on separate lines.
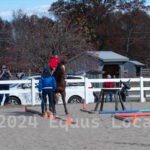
124, 71, 128, 78
38, 67, 56, 116
0, 65, 12, 105
105, 74, 113, 102
49, 49, 60, 75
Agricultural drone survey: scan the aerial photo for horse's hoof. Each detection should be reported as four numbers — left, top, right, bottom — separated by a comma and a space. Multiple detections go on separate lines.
65, 112, 69, 115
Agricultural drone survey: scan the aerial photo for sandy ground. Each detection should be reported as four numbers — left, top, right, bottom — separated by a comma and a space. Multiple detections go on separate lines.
0, 102, 150, 150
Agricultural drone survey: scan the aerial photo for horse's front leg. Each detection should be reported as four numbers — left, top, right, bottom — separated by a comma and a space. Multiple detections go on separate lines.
61, 91, 68, 115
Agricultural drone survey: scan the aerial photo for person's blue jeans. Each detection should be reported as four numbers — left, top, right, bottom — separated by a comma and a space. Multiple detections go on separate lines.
105, 93, 113, 102
41, 89, 55, 114
0, 86, 9, 106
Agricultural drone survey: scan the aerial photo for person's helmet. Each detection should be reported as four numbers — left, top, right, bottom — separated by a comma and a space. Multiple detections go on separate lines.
107, 74, 111, 78
52, 49, 58, 55
43, 67, 49, 72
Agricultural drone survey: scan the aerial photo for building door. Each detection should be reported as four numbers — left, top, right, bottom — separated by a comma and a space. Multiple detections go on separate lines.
103, 65, 120, 78
136, 67, 141, 77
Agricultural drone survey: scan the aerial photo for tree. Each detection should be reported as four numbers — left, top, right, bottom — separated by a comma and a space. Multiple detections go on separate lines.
49, 0, 117, 50
117, 0, 150, 56
11, 10, 89, 72
49, 0, 150, 66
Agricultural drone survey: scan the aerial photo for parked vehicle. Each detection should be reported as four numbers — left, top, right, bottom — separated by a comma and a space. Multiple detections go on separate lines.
1, 75, 94, 105
64, 75, 94, 104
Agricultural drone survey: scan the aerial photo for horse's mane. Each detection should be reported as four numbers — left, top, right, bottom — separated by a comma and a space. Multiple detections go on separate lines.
53, 62, 65, 82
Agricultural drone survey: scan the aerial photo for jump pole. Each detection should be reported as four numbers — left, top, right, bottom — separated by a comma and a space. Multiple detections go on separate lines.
139, 109, 150, 113
26, 108, 42, 115
99, 110, 139, 114
116, 112, 150, 117
113, 115, 130, 123
80, 109, 96, 114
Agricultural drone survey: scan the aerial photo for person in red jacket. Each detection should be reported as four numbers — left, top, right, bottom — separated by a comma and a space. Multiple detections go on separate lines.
49, 50, 60, 74
105, 74, 113, 102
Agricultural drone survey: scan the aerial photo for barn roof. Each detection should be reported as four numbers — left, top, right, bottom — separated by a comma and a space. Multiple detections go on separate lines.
87, 51, 129, 62
129, 60, 145, 66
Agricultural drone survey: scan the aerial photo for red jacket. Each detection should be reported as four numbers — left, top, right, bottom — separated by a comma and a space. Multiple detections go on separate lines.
49, 57, 60, 69
105, 82, 113, 88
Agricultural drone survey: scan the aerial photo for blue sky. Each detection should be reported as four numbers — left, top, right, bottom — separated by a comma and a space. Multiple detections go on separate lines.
0, 0, 150, 21
0, 0, 57, 20
146, 0, 150, 5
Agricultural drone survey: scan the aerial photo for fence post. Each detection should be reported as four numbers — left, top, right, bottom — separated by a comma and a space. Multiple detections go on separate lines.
31, 78, 36, 105
2, 95, 6, 106
84, 77, 89, 104
140, 76, 145, 103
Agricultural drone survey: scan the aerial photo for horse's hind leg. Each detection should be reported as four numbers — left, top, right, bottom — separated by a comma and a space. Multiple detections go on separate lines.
61, 91, 68, 115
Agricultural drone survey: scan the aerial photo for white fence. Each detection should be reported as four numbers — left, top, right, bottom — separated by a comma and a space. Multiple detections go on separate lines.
67, 77, 150, 104
0, 77, 150, 105
0, 79, 38, 105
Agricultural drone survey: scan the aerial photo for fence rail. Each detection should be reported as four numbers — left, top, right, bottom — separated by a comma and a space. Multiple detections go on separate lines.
0, 79, 38, 105
0, 77, 150, 105
84, 77, 150, 104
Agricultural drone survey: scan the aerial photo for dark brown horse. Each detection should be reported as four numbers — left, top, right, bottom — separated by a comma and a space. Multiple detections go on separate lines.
52, 61, 68, 114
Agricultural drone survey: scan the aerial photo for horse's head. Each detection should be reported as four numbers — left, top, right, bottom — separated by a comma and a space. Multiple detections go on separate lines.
59, 60, 66, 74
53, 60, 67, 82
120, 80, 131, 91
